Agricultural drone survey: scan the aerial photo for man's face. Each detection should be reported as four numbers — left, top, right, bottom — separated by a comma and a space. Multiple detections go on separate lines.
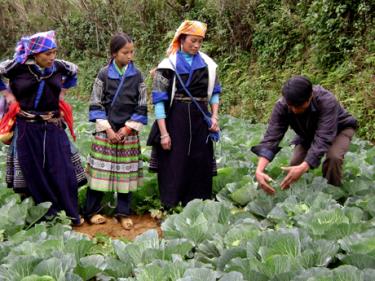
287, 96, 312, 114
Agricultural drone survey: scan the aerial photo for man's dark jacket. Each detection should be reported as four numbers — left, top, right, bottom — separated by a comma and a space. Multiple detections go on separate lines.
251, 85, 357, 168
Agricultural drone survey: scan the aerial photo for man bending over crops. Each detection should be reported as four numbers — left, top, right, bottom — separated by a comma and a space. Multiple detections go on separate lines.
251, 75, 357, 194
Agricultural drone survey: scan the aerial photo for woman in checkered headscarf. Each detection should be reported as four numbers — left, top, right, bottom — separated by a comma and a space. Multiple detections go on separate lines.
0, 31, 85, 225
147, 20, 222, 208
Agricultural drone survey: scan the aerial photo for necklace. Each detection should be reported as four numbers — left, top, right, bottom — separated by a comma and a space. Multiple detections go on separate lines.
28, 65, 54, 82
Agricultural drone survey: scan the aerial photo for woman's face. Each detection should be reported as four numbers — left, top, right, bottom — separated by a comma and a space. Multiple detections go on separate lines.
34, 48, 57, 68
113, 42, 134, 67
181, 35, 203, 55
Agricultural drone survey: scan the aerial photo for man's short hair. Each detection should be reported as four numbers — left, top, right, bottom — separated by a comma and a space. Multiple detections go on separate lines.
282, 76, 313, 106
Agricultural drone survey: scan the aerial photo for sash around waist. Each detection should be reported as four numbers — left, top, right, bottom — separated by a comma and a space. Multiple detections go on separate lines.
17, 110, 62, 126
174, 93, 208, 103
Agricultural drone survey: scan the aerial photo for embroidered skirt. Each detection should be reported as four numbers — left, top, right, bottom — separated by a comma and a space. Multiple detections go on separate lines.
86, 131, 143, 193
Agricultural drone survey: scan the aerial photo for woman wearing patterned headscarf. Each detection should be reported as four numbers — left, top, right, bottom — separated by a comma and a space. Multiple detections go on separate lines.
0, 31, 84, 225
147, 20, 222, 208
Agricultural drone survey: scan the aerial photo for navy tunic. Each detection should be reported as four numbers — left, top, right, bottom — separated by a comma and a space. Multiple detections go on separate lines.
0, 59, 81, 224
150, 52, 221, 208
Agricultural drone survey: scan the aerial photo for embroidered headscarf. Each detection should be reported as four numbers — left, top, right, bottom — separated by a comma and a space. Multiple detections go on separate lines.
167, 20, 207, 56
14, 30, 57, 64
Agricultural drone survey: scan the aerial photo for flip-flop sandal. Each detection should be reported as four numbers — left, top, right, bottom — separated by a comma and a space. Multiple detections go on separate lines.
90, 214, 107, 224
73, 217, 85, 227
78, 217, 85, 226
119, 217, 133, 230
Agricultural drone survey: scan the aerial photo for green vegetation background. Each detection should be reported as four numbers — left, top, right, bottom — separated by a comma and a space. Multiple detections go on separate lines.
0, 0, 374, 141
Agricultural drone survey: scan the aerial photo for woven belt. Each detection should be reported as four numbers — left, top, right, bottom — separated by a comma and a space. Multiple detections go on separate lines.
174, 93, 208, 103
17, 110, 62, 126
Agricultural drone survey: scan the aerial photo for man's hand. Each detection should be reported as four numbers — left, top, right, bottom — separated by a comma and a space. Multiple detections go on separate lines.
280, 162, 310, 189
255, 170, 275, 195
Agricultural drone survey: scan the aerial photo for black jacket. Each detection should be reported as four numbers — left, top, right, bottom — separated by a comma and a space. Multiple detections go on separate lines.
251, 85, 357, 168
89, 61, 147, 131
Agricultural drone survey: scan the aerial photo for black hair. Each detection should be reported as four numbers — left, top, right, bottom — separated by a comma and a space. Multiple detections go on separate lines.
282, 75, 313, 106
109, 32, 133, 57
179, 34, 187, 43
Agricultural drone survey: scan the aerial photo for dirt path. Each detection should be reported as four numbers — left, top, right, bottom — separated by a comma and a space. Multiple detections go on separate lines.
73, 214, 162, 240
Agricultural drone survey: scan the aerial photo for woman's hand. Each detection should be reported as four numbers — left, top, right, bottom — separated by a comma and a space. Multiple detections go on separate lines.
156, 119, 171, 150
106, 128, 120, 144
160, 133, 171, 150
117, 126, 131, 142
3, 90, 16, 104
59, 88, 67, 100
209, 116, 220, 132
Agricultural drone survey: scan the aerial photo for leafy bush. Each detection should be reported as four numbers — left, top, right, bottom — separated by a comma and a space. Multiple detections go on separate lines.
0, 0, 374, 141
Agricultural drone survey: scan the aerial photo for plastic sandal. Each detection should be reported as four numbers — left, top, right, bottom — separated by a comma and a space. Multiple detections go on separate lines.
119, 217, 133, 230
89, 214, 107, 224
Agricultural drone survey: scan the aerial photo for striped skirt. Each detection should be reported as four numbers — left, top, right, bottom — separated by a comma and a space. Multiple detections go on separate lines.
86, 131, 143, 193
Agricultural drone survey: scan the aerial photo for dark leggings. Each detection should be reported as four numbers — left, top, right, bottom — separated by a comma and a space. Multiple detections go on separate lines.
83, 188, 132, 219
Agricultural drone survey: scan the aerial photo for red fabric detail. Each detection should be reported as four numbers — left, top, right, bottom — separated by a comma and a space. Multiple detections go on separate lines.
0, 102, 20, 144
0, 100, 76, 143
59, 100, 76, 141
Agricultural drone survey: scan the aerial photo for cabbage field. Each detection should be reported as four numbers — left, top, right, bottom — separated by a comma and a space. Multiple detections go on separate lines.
0, 98, 374, 281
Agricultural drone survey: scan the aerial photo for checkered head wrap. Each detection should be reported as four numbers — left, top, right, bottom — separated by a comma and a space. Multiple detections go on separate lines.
167, 20, 207, 56
14, 30, 57, 64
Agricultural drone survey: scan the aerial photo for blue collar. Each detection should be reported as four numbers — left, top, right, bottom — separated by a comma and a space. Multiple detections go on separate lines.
181, 51, 193, 65
176, 51, 207, 75
108, 61, 137, 79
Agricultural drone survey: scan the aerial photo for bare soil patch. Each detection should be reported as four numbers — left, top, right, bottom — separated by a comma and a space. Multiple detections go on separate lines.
73, 214, 162, 240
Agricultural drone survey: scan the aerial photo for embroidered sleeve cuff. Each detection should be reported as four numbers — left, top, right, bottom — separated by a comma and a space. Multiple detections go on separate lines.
209, 94, 219, 105
152, 91, 168, 104
130, 113, 148, 125
96, 119, 111, 132
125, 120, 143, 132
89, 110, 107, 122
